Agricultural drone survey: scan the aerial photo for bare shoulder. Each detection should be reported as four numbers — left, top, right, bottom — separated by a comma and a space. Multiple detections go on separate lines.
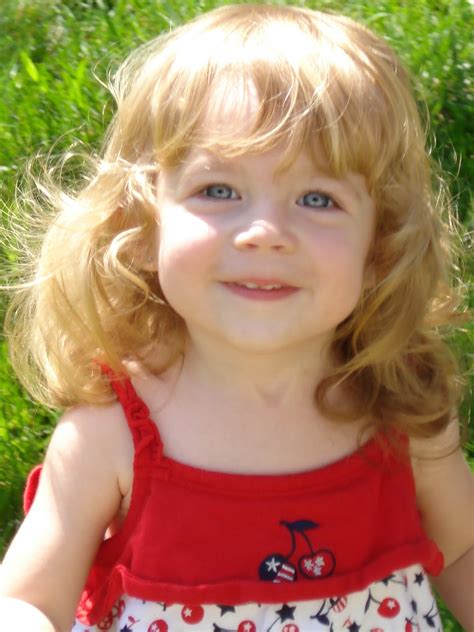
48, 401, 134, 494
53, 399, 132, 448
410, 420, 472, 488
410, 420, 474, 566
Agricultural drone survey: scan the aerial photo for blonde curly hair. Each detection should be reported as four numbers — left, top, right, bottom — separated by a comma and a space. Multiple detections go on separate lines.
2, 3, 465, 437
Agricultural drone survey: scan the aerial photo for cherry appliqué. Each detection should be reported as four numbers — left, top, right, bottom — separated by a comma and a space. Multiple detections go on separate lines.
145, 605, 204, 631
377, 598, 401, 618
365, 590, 401, 619
259, 519, 335, 582
181, 605, 204, 624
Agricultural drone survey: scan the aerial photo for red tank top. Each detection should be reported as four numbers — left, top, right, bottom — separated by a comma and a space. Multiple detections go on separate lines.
24, 367, 443, 626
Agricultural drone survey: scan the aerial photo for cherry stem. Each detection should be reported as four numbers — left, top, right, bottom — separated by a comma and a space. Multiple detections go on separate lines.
281, 521, 297, 559
301, 530, 315, 555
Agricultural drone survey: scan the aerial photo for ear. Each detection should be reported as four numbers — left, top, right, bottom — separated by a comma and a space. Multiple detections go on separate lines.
128, 232, 158, 272
139, 252, 158, 272
129, 225, 159, 272
133, 236, 158, 271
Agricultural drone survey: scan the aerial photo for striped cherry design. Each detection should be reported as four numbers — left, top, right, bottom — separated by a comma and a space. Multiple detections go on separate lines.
259, 519, 335, 582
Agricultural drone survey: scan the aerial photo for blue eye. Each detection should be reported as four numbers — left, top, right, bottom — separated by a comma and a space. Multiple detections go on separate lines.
297, 192, 336, 209
203, 184, 237, 199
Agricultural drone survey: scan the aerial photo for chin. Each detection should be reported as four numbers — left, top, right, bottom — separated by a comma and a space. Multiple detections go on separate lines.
216, 330, 331, 356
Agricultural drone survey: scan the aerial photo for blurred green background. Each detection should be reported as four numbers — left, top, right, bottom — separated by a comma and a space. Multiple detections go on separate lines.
0, 1, 472, 629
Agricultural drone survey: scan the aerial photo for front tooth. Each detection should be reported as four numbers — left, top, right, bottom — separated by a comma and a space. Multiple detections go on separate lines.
242, 283, 282, 289
243, 282, 260, 289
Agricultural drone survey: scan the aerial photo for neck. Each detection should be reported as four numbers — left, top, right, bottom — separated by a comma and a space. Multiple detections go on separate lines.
174, 329, 334, 413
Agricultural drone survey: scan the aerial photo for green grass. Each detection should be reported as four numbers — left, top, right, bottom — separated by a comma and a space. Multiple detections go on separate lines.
0, 0, 473, 222
0, 1, 472, 629
0, 344, 56, 545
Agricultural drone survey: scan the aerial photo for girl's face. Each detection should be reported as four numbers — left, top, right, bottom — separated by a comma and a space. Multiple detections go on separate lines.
154, 91, 375, 358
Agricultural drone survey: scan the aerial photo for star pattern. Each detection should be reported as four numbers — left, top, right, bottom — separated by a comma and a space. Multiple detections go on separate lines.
414, 572, 425, 585
304, 558, 313, 571
380, 574, 395, 585
78, 565, 437, 630
218, 605, 236, 616
265, 557, 280, 573
275, 604, 296, 622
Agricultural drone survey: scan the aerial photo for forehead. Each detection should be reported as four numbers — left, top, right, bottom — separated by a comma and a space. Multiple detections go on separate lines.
199, 78, 260, 141
187, 78, 332, 176
178, 144, 319, 182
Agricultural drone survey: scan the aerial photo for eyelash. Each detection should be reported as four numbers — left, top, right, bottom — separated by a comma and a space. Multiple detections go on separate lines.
198, 184, 340, 210
200, 184, 238, 200
296, 192, 338, 210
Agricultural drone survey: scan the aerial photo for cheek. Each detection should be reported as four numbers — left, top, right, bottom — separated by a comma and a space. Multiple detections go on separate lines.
313, 228, 368, 272
157, 208, 218, 286
312, 229, 369, 302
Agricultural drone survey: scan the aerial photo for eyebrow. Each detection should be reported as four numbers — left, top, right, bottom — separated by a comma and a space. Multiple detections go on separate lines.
177, 154, 238, 183
173, 152, 365, 205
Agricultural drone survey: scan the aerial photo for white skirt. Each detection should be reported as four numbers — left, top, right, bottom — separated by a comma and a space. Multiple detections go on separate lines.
72, 563, 442, 632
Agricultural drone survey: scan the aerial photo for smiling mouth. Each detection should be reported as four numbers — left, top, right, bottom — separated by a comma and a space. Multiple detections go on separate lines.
235, 282, 288, 290
222, 280, 299, 300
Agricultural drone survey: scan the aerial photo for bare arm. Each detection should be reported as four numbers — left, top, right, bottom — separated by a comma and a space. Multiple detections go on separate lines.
431, 545, 474, 631
0, 598, 58, 632
0, 403, 131, 632
411, 423, 474, 631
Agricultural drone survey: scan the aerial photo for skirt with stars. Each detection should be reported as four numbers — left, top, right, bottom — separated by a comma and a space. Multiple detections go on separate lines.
71, 563, 442, 632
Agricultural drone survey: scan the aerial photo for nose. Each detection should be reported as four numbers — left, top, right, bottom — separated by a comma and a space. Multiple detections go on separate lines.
233, 216, 296, 253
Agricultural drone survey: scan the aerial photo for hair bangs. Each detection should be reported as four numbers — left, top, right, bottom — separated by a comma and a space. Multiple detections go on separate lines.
121, 6, 417, 188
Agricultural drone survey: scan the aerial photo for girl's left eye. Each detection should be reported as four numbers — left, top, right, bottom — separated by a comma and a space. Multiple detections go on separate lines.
297, 192, 337, 209
201, 184, 238, 200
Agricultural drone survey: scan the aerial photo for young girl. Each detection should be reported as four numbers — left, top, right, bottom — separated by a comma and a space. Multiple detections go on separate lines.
0, 4, 472, 631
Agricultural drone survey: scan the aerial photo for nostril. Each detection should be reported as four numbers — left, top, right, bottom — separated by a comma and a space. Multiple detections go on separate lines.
233, 221, 295, 253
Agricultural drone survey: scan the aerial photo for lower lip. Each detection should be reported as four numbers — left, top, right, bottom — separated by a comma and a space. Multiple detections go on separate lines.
223, 283, 299, 301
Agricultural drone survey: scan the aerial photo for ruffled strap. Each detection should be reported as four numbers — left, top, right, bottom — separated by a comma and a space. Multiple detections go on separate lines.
97, 363, 163, 465
24, 363, 164, 516
23, 464, 42, 514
